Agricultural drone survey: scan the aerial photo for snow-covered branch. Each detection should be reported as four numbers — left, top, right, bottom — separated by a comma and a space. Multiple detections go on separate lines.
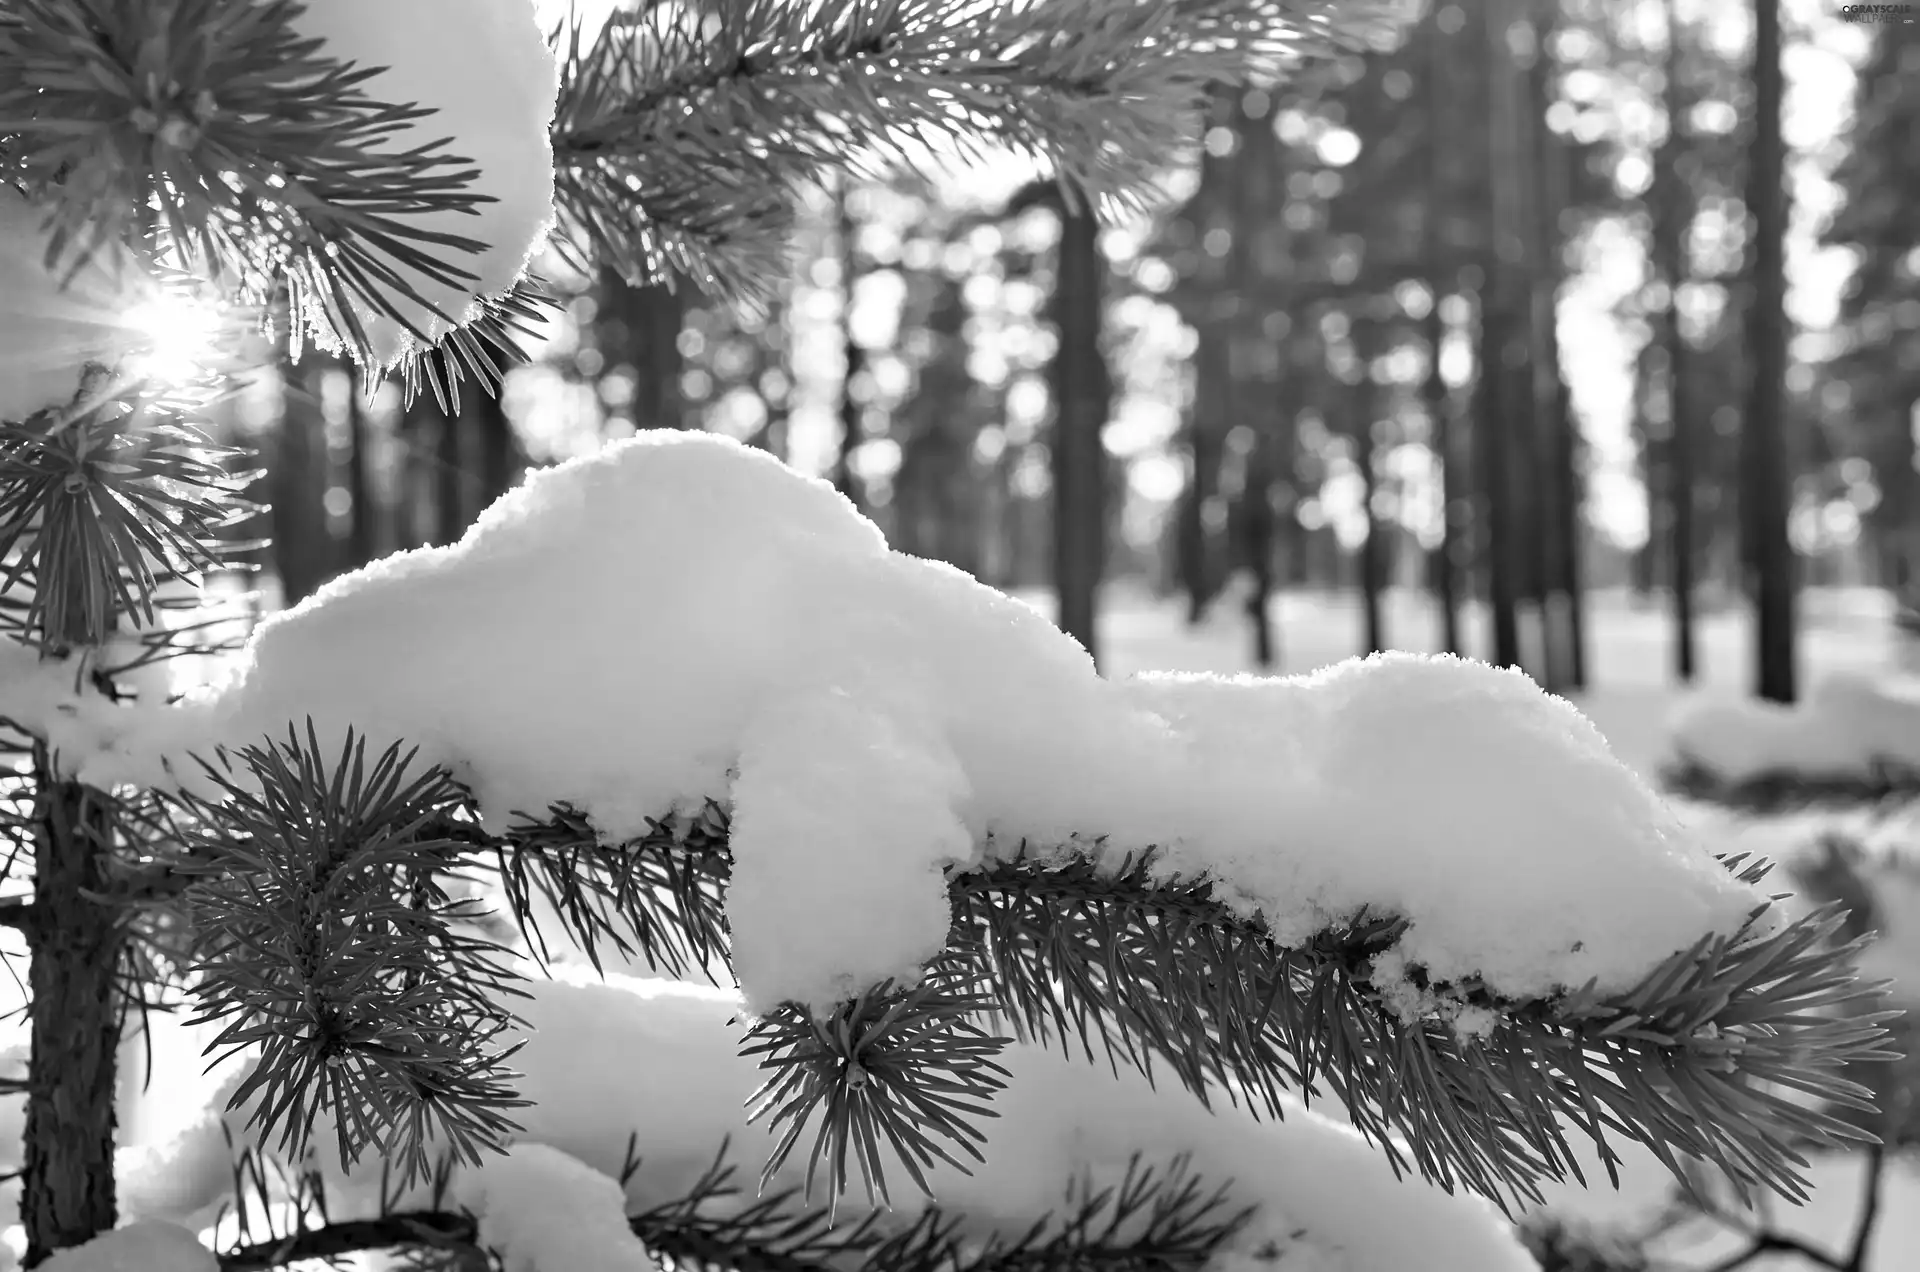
0, 432, 1893, 1216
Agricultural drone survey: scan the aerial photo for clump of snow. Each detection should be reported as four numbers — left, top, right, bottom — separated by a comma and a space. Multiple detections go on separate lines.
0, 190, 143, 424
114, 1068, 247, 1232
1122, 656, 1748, 999
6, 431, 1758, 1015
729, 685, 974, 1004
293, 0, 558, 367
39, 1221, 212, 1272
455, 1142, 659, 1272
121, 972, 1540, 1272
1668, 671, 1920, 786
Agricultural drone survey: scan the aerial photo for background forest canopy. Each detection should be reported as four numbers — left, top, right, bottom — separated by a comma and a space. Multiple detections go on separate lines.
233, 0, 1901, 658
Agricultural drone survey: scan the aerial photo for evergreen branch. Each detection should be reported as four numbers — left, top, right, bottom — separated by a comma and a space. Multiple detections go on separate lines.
483, 798, 732, 982
949, 846, 1898, 1215
1661, 758, 1920, 814
214, 1147, 1243, 1272
551, 0, 1404, 298
167, 725, 530, 1184
398, 274, 557, 413
626, 1141, 961, 1272
0, 404, 253, 650
742, 970, 1012, 1209
0, 0, 495, 368
487, 802, 1894, 1214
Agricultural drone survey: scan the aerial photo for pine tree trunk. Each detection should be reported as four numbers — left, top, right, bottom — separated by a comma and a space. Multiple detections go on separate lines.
1527, 7, 1586, 690
1049, 195, 1108, 667
1475, 304, 1523, 671
1656, 0, 1697, 682
1179, 333, 1229, 623
1354, 318, 1386, 656
1551, 377, 1587, 685
1423, 308, 1459, 657
270, 358, 335, 605
1482, 0, 1535, 678
596, 268, 686, 434
434, 408, 465, 546
835, 187, 863, 502
22, 760, 120, 1267
345, 381, 378, 569
1743, 0, 1796, 702
1423, 9, 1461, 656
1241, 431, 1279, 669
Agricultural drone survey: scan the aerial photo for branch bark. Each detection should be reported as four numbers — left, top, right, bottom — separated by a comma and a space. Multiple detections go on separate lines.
217, 1212, 478, 1272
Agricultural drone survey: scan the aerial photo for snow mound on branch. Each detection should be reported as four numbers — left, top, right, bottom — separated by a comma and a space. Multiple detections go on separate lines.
54, 431, 1751, 1013
455, 1142, 659, 1272
119, 973, 1539, 1272
294, 0, 558, 366
39, 1221, 212, 1272
1668, 672, 1920, 785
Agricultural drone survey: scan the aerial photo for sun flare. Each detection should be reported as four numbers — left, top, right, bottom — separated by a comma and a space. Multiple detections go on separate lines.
119, 292, 229, 389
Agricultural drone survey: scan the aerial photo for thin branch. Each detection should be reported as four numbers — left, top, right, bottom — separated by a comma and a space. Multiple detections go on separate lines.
1843, 1143, 1888, 1272
217, 1211, 476, 1272
1700, 1229, 1846, 1272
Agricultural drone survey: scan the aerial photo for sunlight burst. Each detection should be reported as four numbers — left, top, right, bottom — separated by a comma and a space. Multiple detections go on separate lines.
119, 291, 228, 389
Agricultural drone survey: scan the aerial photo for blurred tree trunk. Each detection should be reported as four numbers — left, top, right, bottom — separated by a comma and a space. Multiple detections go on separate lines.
1472, 307, 1520, 670
1887, 397, 1920, 593
834, 184, 864, 503
1353, 314, 1387, 656
1240, 426, 1282, 668
1630, 348, 1661, 599
270, 354, 335, 606
1174, 88, 1241, 625
1179, 334, 1230, 622
1049, 191, 1110, 667
1490, 2, 1558, 690
433, 405, 465, 546
1423, 10, 1461, 655
1654, 0, 1697, 682
1528, 6, 1586, 690
1229, 91, 1285, 669
1478, 2, 1526, 673
344, 377, 379, 569
1743, 0, 1796, 702
1420, 301, 1459, 653
598, 269, 685, 432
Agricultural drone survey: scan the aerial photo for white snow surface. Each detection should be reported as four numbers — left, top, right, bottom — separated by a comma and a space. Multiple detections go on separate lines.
0, 190, 144, 424
38, 1221, 212, 1272
294, 0, 558, 367
11, 431, 1757, 1013
119, 972, 1539, 1272
1668, 670, 1920, 784
455, 1142, 659, 1272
